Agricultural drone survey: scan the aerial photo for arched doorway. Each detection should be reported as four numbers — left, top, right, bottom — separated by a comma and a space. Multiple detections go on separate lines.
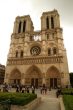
46, 66, 61, 88
25, 65, 42, 88
9, 69, 21, 85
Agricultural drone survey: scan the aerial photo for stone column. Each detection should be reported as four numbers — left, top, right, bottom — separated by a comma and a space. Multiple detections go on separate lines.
49, 17, 51, 29
41, 31, 46, 41
21, 73, 25, 85
55, 14, 60, 28
42, 72, 46, 85
42, 41, 47, 55
51, 48, 53, 55
13, 21, 19, 33
25, 33, 30, 42
24, 42, 28, 56
42, 78, 46, 85
26, 20, 30, 32
21, 79, 25, 85
4, 73, 9, 84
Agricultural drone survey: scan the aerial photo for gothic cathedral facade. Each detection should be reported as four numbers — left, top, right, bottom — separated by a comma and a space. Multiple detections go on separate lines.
5, 9, 70, 88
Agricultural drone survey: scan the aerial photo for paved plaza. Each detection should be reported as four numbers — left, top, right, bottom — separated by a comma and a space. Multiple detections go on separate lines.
10, 88, 61, 110
35, 89, 60, 110
1, 87, 61, 110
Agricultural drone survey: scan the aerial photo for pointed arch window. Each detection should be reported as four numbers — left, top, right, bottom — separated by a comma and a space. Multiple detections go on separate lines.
30, 36, 34, 41
52, 33, 54, 39
23, 21, 26, 32
20, 50, 24, 57
48, 48, 51, 56
46, 17, 49, 29
51, 17, 54, 28
53, 47, 57, 55
47, 34, 49, 40
16, 51, 18, 58
18, 21, 21, 33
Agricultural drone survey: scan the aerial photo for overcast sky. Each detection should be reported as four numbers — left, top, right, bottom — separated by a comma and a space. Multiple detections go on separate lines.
0, 0, 73, 72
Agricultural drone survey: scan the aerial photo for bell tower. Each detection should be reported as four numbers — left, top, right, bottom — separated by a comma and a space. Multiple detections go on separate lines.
41, 10, 64, 55
41, 9, 60, 30
13, 15, 34, 34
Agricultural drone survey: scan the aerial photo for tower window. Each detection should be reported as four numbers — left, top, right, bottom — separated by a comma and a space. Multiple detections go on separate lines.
51, 17, 54, 28
46, 17, 49, 29
48, 48, 51, 55
23, 21, 26, 32
20, 50, 23, 57
47, 34, 49, 39
16, 51, 18, 57
52, 33, 54, 39
30, 36, 34, 41
53, 48, 57, 55
18, 21, 21, 33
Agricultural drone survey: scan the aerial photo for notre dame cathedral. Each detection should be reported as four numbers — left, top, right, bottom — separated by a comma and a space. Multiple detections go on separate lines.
4, 9, 70, 88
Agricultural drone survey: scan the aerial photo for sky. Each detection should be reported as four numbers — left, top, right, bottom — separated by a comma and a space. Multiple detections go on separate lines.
0, 0, 73, 72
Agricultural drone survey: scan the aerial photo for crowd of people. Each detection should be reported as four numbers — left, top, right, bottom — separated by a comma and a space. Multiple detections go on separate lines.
16, 84, 35, 94
40, 84, 47, 94
0, 83, 62, 97
0, 83, 36, 94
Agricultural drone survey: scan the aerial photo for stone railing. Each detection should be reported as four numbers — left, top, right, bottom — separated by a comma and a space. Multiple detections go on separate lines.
7, 55, 63, 65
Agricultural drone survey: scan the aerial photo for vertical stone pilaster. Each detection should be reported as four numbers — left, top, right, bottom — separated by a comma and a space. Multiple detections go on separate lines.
13, 21, 19, 33
4, 78, 9, 84
41, 16, 46, 30
56, 14, 60, 28
51, 48, 53, 55
41, 31, 46, 41
25, 33, 30, 42
21, 79, 25, 85
49, 17, 51, 29
26, 20, 30, 32
42, 78, 46, 85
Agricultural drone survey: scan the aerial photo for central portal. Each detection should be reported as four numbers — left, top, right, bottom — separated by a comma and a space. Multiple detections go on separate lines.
31, 78, 38, 88
50, 78, 57, 88
25, 65, 42, 87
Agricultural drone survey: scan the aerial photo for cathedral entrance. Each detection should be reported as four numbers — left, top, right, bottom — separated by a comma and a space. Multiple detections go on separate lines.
25, 65, 42, 88
9, 69, 21, 85
50, 78, 57, 88
46, 66, 61, 88
31, 78, 38, 88
14, 79, 20, 84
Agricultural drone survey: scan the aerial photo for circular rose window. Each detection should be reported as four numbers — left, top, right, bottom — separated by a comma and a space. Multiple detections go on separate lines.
30, 46, 41, 56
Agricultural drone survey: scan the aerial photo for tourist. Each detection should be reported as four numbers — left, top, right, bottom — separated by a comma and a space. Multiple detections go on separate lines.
31, 86, 35, 94
26, 87, 29, 93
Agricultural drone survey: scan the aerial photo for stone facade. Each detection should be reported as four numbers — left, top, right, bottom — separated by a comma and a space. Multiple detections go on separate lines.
5, 9, 70, 88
